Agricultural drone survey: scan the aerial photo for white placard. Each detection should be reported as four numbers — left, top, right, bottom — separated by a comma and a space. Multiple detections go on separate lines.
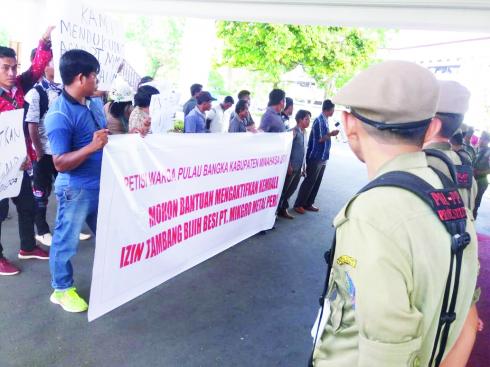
49, 0, 125, 91
148, 84, 180, 133
88, 132, 293, 321
0, 110, 26, 201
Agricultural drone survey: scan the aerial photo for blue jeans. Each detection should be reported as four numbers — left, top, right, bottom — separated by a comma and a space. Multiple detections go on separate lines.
50, 187, 99, 290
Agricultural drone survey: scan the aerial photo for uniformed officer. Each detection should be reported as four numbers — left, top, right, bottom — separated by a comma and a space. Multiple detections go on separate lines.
311, 61, 478, 367
474, 130, 490, 218
450, 128, 473, 163
461, 124, 477, 162
423, 80, 478, 212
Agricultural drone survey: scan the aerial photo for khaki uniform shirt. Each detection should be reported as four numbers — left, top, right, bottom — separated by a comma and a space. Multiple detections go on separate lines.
313, 152, 478, 367
425, 141, 477, 213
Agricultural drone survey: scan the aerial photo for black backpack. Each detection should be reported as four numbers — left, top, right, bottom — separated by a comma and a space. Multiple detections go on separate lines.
23, 85, 49, 138
309, 168, 471, 367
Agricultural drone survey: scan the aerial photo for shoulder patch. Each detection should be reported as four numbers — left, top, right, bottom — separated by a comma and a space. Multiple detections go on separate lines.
337, 255, 357, 268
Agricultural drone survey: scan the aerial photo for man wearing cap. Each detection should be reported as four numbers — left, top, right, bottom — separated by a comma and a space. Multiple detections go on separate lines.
423, 80, 477, 212
450, 129, 473, 163
259, 89, 286, 133
473, 131, 490, 218
184, 91, 216, 133
462, 125, 477, 162
311, 61, 478, 367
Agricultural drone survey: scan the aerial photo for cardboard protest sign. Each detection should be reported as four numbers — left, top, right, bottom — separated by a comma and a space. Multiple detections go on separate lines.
88, 132, 292, 321
49, 0, 125, 91
147, 82, 180, 133
119, 61, 141, 92
0, 110, 26, 201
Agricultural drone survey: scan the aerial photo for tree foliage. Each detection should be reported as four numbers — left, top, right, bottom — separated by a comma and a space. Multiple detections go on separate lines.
125, 16, 185, 80
216, 21, 383, 90
0, 28, 9, 47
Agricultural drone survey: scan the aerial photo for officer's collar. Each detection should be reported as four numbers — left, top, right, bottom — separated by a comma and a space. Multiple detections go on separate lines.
376, 151, 427, 178
424, 141, 451, 151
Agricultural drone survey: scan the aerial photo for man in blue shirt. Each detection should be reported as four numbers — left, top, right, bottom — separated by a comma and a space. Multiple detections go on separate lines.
182, 83, 202, 117
184, 91, 216, 133
45, 49, 108, 313
294, 99, 339, 214
259, 89, 286, 133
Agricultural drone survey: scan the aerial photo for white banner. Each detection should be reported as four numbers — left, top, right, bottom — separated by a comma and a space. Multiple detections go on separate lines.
49, 0, 125, 91
0, 110, 26, 201
89, 132, 292, 321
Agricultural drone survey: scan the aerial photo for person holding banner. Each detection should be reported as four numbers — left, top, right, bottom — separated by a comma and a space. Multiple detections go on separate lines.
0, 27, 54, 276
45, 49, 108, 312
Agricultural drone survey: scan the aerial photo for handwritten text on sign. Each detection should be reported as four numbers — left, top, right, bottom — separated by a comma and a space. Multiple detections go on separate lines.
88, 133, 292, 321
0, 110, 26, 200
50, 0, 125, 90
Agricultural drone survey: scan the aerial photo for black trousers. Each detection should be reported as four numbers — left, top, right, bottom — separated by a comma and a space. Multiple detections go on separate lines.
279, 169, 302, 211
0, 172, 36, 258
294, 160, 326, 208
473, 179, 488, 219
32, 154, 57, 235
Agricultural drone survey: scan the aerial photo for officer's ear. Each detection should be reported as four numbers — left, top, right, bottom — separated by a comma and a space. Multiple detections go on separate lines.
342, 111, 360, 141
424, 116, 443, 143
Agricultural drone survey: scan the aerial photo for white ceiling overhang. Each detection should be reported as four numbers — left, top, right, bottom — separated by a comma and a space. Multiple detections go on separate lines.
84, 0, 490, 32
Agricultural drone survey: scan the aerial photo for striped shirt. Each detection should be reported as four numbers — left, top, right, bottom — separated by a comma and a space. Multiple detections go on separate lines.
307, 113, 331, 162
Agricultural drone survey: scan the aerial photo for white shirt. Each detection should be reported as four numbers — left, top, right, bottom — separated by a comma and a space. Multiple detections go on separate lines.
207, 104, 229, 133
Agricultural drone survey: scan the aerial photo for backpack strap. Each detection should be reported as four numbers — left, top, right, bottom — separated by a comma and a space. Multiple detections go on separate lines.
359, 171, 470, 367
425, 148, 473, 190
34, 85, 49, 118
310, 170, 470, 367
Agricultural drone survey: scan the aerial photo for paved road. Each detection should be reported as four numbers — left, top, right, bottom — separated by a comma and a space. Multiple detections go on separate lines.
0, 141, 488, 367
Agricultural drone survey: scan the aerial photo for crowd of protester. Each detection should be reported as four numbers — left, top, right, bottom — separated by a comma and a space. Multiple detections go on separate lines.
0, 28, 489, 318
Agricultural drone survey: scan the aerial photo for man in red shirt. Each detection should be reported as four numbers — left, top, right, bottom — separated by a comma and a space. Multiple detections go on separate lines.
0, 26, 54, 276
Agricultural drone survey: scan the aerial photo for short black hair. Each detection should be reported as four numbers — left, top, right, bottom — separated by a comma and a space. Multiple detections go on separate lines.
190, 83, 203, 97
109, 101, 132, 119
134, 85, 160, 108
450, 132, 464, 146
285, 97, 294, 109
138, 76, 154, 87
235, 99, 248, 114
59, 49, 100, 86
237, 90, 251, 100
0, 46, 16, 59
363, 121, 430, 147
322, 99, 335, 111
465, 126, 475, 137
224, 96, 234, 104
435, 113, 464, 139
295, 109, 311, 122
268, 89, 286, 106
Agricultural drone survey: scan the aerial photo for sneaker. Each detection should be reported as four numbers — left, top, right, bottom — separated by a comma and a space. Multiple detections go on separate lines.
79, 233, 91, 241
0, 258, 20, 276
35, 233, 52, 247
50, 288, 88, 313
18, 246, 49, 260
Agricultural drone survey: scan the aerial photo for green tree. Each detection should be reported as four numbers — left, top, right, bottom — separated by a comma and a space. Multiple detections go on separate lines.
0, 27, 9, 47
125, 16, 185, 81
216, 22, 383, 91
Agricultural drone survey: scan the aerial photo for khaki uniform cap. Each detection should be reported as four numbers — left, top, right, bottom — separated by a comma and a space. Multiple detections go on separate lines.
333, 60, 439, 124
437, 80, 470, 114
